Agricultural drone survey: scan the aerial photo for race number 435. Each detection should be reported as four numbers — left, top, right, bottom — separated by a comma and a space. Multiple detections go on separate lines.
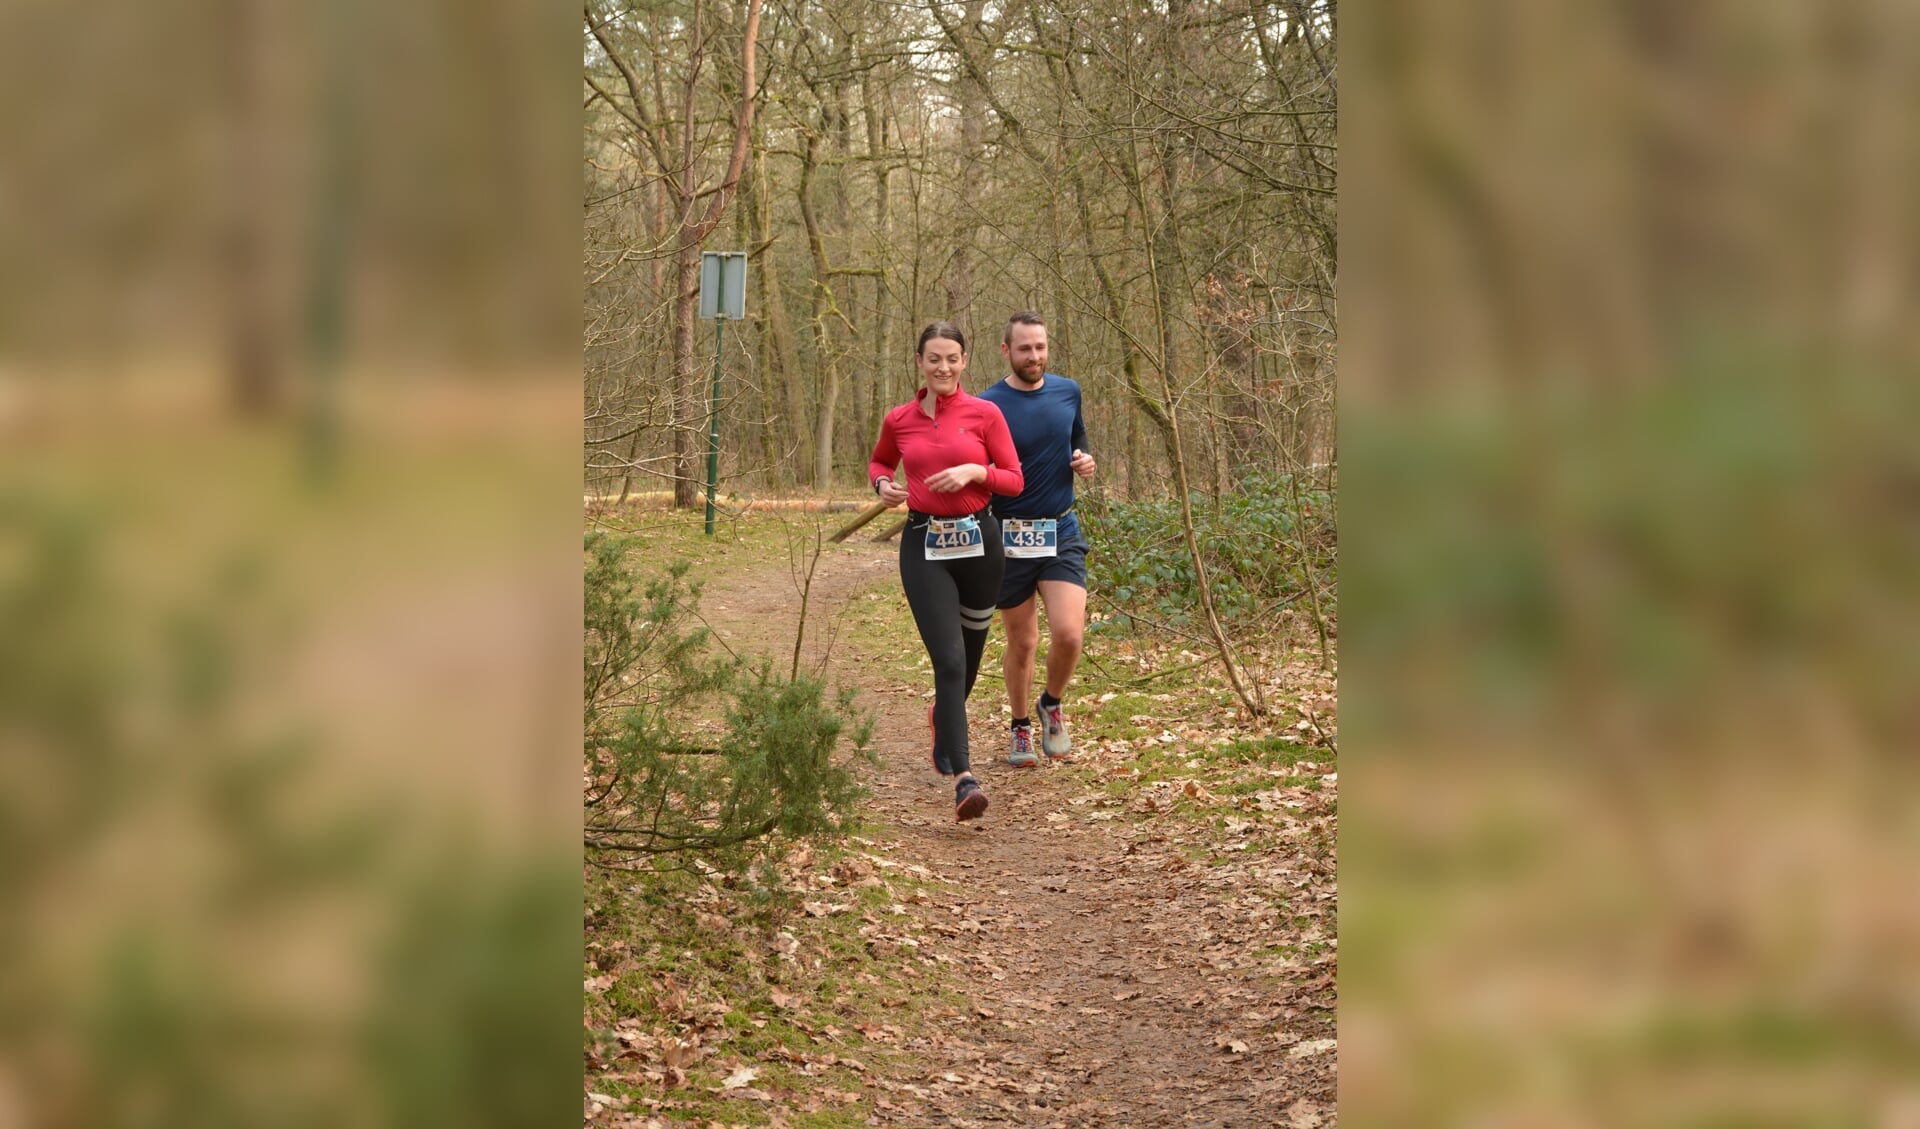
1002, 518, 1058, 559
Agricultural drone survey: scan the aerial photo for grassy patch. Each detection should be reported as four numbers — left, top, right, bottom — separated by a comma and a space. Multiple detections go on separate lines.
1215, 734, 1328, 767
584, 839, 970, 1124
1026, 633, 1339, 853
587, 505, 856, 589
829, 575, 927, 675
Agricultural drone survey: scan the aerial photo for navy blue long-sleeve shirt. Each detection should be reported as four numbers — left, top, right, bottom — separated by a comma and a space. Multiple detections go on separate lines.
976, 374, 1089, 527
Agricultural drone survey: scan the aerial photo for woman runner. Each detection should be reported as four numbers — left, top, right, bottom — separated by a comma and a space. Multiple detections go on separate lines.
869, 322, 1024, 820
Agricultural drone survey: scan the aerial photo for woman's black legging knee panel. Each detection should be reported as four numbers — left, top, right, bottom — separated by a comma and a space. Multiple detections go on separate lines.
899, 510, 1003, 776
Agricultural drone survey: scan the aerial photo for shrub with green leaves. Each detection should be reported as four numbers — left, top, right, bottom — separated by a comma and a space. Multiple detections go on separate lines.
582, 533, 871, 872
1080, 470, 1335, 638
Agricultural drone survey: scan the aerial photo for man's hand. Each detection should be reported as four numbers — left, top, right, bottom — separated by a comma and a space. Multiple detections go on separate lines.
876, 477, 909, 506
1071, 448, 1096, 479
925, 463, 985, 492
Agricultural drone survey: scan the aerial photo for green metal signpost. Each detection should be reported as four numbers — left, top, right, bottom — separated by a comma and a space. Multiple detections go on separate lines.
698, 252, 747, 535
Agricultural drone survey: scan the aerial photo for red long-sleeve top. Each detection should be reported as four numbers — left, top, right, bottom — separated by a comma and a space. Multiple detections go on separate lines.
868, 387, 1024, 516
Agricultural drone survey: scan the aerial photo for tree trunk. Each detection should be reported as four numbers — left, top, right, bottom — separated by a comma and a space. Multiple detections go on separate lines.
751, 143, 808, 486
1126, 395, 1144, 500
1206, 354, 1229, 506
862, 68, 894, 446
800, 132, 842, 491
768, 267, 809, 486
670, 239, 702, 507
1098, 142, 1181, 474
646, 0, 765, 508
943, 0, 987, 324
746, 147, 779, 487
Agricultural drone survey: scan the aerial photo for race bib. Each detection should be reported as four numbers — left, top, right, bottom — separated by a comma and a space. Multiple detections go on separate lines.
924, 516, 985, 560
1002, 518, 1058, 559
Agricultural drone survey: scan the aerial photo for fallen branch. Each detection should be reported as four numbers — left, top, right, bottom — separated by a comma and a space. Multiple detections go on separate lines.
587, 492, 868, 514
829, 500, 896, 542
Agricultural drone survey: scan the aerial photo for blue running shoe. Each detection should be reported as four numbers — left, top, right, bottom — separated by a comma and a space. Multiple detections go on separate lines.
954, 776, 988, 821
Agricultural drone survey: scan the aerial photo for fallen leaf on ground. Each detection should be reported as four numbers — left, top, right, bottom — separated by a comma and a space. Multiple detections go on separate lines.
662, 1038, 696, 1071
721, 1065, 760, 1089
1288, 1038, 1337, 1058
1182, 780, 1220, 804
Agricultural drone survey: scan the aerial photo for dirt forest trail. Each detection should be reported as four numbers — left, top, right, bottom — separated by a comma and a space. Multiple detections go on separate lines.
697, 530, 1336, 1128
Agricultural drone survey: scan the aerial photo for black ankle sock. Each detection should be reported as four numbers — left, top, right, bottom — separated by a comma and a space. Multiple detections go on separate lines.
1012, 717, 1030, 730
1039, 691, 1061, 710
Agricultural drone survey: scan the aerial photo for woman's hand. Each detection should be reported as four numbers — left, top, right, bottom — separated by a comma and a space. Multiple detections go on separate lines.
925, 463, 985, 492
876, 477, 909, 507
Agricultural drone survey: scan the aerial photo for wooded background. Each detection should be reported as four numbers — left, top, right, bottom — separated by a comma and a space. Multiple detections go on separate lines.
584, 0, 1336, 504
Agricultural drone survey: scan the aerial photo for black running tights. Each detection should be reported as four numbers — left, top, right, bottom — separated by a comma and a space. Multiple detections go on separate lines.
899, 510, 1003, 776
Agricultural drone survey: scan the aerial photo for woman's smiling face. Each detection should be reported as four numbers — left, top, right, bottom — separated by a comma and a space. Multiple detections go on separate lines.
916, 336, 967, 395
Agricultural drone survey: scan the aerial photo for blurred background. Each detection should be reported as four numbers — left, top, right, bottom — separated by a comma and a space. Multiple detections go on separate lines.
10, 0, 1920, 1122
1342, 0, 1920, 1123
0, 0, 582, 1125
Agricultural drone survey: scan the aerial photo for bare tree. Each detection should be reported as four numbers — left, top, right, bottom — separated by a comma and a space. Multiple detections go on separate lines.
587, 0, 765, 507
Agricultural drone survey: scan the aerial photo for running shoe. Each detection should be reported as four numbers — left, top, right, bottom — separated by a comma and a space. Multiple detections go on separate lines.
1007, 723, 1039, 768
1039, 701, 1073, 760
954, 776, 989, 821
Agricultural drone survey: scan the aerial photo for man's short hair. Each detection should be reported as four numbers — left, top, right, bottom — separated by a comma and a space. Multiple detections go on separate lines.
1003, 311, 1047, 345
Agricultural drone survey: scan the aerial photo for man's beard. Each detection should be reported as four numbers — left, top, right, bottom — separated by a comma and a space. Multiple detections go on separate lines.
1011, 362, 1044, 385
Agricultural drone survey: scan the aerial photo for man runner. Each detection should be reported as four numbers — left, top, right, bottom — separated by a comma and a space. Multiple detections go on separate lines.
977, 312, 1096, 767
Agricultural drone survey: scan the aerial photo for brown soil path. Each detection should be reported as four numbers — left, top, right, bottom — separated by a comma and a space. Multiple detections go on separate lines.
701, 534, 1335, 1128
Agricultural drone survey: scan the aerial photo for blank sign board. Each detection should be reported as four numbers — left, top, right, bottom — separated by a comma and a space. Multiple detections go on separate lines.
699, 251, 747, 320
